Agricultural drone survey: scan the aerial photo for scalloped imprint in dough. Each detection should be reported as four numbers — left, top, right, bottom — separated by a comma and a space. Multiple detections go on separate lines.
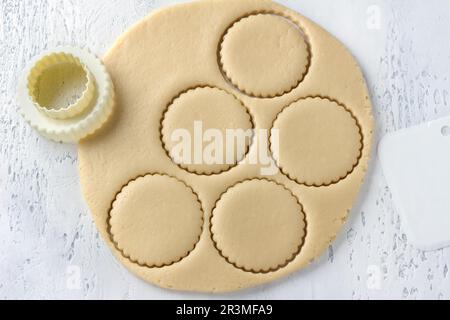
109, 174, 203, 267
211, 179, 306, 273
161, 86, 253, 175
271, 97, 363, 187
79, 0, 374, 292
219, 13, 310, 98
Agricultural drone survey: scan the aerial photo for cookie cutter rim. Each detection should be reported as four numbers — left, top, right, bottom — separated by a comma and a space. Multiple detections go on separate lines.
18, 46, 115, 143
27, 52, 97, 120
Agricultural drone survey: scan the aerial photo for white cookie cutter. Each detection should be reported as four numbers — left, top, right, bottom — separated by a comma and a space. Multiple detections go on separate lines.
18, 47, 115, 143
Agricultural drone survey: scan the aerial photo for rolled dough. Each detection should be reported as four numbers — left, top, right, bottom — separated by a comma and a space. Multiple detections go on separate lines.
78, 0, 374, 292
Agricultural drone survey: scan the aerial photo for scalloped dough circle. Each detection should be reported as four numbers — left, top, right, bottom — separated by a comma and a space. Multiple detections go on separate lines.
211, 179, 306, 273
109, 174, 203, 267
220, 13, 310, 97
161, 87, 253, 175
271, 97, 363, 186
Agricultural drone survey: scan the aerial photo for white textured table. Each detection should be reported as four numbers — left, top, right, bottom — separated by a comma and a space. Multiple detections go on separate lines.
1, 0, 449, 300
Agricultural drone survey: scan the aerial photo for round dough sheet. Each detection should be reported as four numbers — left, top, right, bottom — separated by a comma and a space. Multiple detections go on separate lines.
79, 0, 374, 292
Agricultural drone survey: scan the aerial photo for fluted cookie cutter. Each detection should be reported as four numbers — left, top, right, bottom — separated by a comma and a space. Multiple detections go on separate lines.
17, 47, 115, 143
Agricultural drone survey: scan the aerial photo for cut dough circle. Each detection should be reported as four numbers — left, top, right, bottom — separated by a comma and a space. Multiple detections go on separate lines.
109, 174, 203, 267
211, 179, 306, 273
161, 86, 253, 175
219, 13, 310, 98
271, 97, 363, 186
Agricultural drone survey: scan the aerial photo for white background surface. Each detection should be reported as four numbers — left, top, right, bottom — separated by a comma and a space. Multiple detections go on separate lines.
1, 0, 449, 300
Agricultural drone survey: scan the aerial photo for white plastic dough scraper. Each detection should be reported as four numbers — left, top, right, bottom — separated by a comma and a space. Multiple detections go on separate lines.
379, 116, 450, 251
